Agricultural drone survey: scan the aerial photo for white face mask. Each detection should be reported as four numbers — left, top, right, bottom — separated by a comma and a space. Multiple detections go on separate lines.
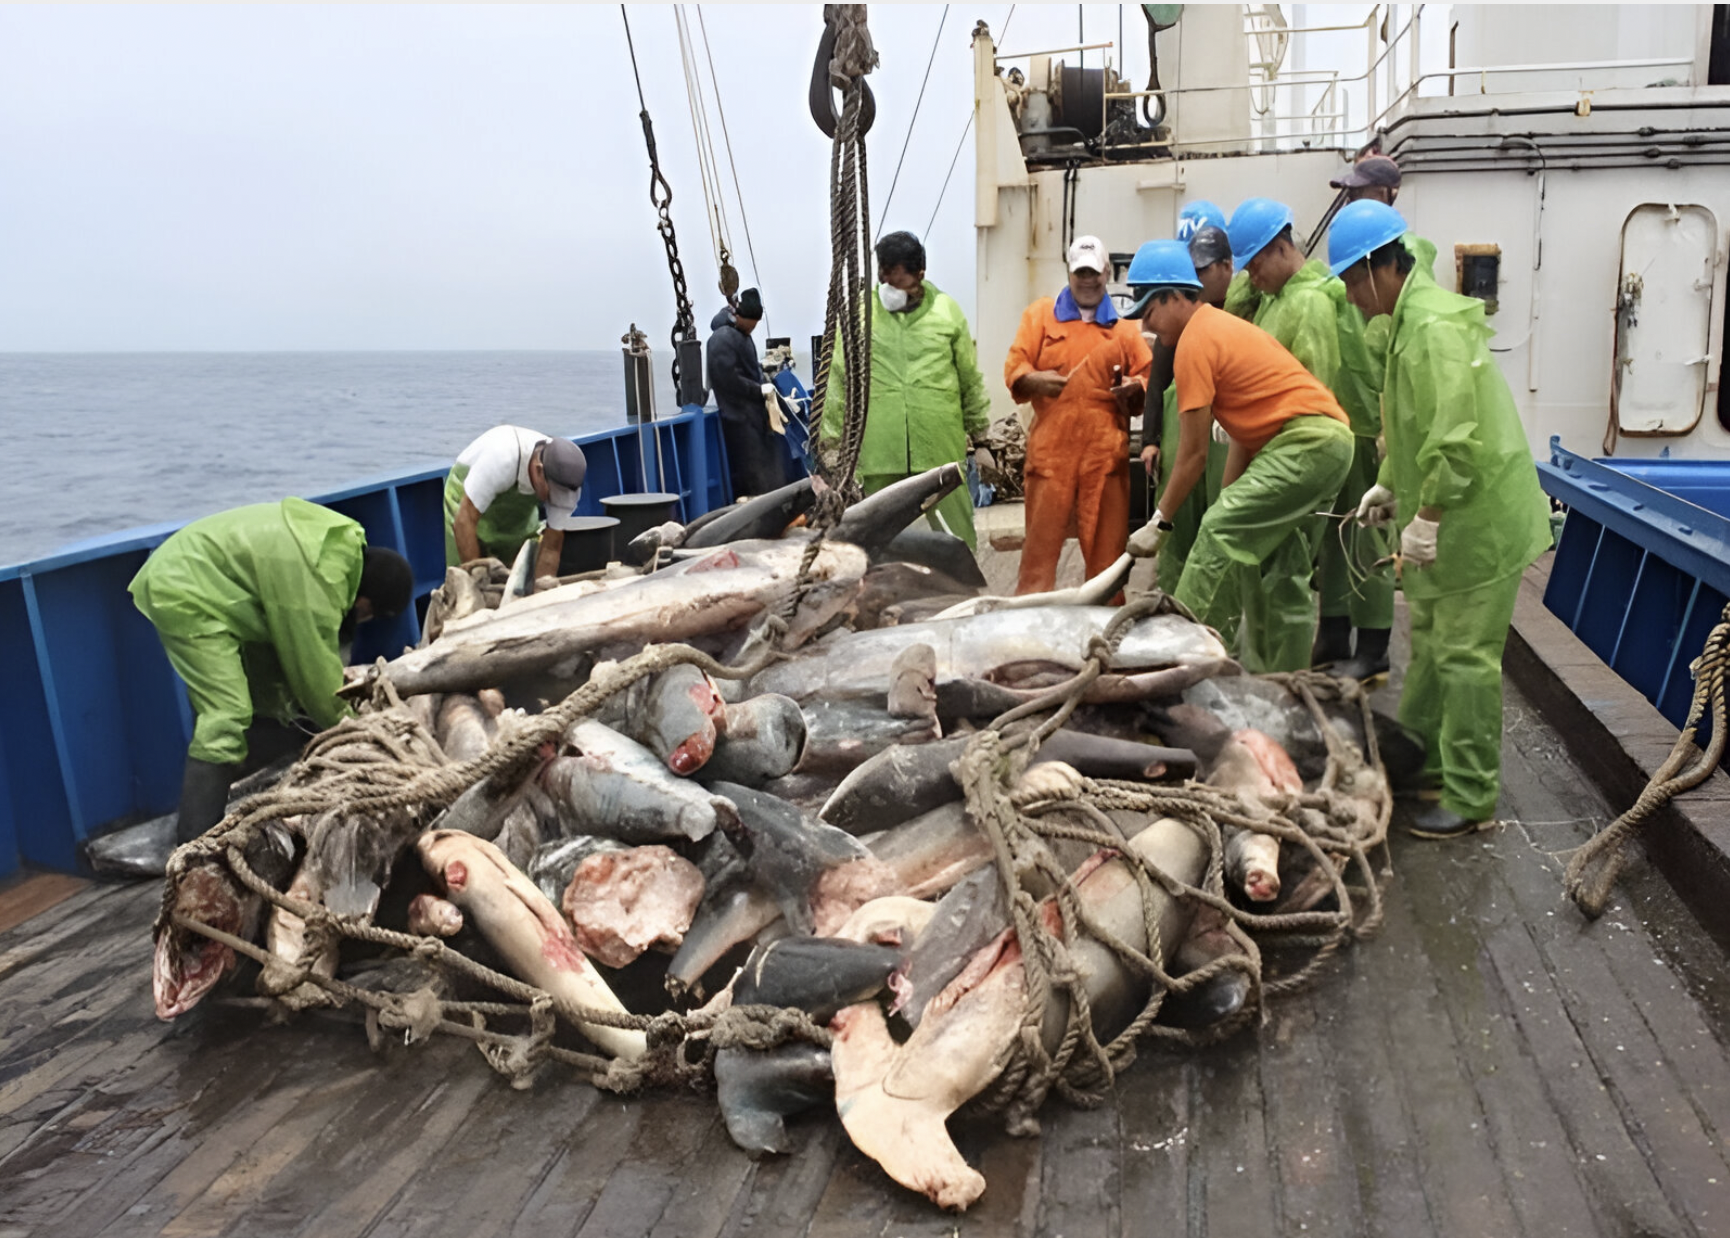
879, 283, 911, 313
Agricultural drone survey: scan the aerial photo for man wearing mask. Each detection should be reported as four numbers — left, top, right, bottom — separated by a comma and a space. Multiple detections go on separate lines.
707, 287, 789, 499
822, 231, 991, 547
1139, 208, 1235, 593
1005, 235, 1152, 594
1127, 240, 1354, 674
443, 426, 588, 580
1228, 197, 1390, 680
129, 499, 415, 842
1330, 201, 1550, 839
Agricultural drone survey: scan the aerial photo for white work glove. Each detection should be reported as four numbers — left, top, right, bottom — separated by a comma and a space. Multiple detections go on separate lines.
1127, 510, 1173, 558
1401, 514, 1439, 569
761, 383, 788, 435
1355, 483, 1397, 528
1211, 421, 1231, 445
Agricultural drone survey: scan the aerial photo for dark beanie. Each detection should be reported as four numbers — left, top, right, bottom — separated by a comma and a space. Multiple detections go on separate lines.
359, 548, 414, 620
736, 288, 764, 319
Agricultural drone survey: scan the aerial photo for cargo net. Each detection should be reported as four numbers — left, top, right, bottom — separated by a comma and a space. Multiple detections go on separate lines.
154, 590, 1390, 1115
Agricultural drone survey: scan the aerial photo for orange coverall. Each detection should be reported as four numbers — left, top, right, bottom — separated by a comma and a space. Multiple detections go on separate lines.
1004, 298, 1152, 594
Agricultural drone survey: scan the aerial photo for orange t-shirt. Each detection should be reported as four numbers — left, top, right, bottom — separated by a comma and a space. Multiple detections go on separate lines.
1172, 303, 1348, 453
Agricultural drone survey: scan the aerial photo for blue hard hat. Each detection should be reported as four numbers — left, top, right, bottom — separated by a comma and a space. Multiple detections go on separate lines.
1123, 239, 1203, 317
1227, 197, 1295, 265
1327, 200, 1409, 276
1176, 200, 1228, 241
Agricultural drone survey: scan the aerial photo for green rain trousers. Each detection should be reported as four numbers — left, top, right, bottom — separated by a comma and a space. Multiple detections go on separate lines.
823, 281, 991, 549
1251, 260, 1392, 631
443, 461, 542, 566
1154, 383, 1228, 595
1379, 238, 1552, 820
1403, 574, 1522, 821
1175, 415, 1354, 673
130, 498, 365, 766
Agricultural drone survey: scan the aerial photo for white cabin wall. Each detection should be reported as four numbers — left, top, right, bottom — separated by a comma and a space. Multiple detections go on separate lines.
1450, 4, 1702, 94
1400, 159, 1730, 460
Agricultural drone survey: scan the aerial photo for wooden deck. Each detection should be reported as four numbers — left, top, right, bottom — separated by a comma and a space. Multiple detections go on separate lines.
3, 615, 1730, 1236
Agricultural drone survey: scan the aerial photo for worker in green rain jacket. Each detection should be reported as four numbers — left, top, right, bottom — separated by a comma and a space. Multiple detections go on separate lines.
130, 498, 415, 843
822, 231, 991, 548
1228, 197, 1391, 680
1329, 202, 1552, 840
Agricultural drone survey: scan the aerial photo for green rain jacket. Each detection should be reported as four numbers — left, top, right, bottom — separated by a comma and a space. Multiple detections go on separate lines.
1253, 259, 1382, 438
130, 498, 366, 733
1378, 240, 1551, 599
821, 280, 991, 476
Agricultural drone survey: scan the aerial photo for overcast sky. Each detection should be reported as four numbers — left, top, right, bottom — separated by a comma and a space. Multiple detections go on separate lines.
0, 3, 1187, 354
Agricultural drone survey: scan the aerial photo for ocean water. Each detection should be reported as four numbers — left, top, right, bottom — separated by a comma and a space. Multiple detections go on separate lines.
0, 352, 681, 564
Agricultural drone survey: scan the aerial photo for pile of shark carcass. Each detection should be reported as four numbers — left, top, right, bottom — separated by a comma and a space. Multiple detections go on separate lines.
149, 464, 1405, 1212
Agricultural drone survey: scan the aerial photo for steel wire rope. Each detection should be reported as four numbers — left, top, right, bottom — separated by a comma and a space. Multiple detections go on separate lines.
620, 5, 697, 394
695, 7, 765, 312
875, 4, 949, 244
925, 4, 1016, 236
674, 5, 737, 298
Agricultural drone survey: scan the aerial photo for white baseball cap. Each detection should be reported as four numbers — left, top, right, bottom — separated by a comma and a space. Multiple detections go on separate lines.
1067, 235, 1108, 274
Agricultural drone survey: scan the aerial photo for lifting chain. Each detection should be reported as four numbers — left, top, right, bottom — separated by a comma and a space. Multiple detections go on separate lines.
622, 6, 698, 395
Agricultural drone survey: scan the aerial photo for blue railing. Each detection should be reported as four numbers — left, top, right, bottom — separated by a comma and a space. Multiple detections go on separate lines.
1538, 439, 1730, 763
0, 407, 739, 879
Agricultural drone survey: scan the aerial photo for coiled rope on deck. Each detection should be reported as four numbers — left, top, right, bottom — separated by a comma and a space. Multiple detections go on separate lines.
1563, 600, 1730, 919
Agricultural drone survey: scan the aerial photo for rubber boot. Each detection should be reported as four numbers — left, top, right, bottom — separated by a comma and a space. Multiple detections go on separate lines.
1311, 614, 1352, 668
1408, 803, 1491, 841
175, 757, 238, 845
1332, 627, 1392, 683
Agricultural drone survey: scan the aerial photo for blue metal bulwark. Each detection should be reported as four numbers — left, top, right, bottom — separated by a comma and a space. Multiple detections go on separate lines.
0, 409, 736, 880
1537, 439, 1730, 762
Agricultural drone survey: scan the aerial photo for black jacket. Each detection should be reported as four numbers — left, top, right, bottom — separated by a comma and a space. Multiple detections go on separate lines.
705, 308, 766, 424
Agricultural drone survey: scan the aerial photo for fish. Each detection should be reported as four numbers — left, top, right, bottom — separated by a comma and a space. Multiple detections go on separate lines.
748, 607, 1230, 704
417, 829, 646, 1060
85, 813, 181, 879
833, 896, 937, 947
623, 519, 688, 566
891, 867, 1009, 1027
929, 552, 1135, 620
407, 892, 465, 937
796, 697, 944, 777
865, 802, 992, 901
420, 564, 490, 645
302, 808, 418, 921
699, 693, 807, 787
869, 528, 988, 589
665, 881, 781, 999
541, 721, 739, 844
527, 834, 629, 906
1032, 729, 1195, 782
560, 844, 705, 969
594, 663, 729, 774
682, 477, 819, 548
830, 464, 965, 557
435, 693, 495, 763
1224, 829, 1282, 903
711, 781, 898, 937
853, 561, 982, 630
830, 928, 1026, 1212
886, 643, 939, 724
734, 937, 902, 1021
714, 1043, 834, 1158
261, 862, 341, 1002
153, 822, 297, 1020
361, 537, 869, 698
500, 538, 538, 608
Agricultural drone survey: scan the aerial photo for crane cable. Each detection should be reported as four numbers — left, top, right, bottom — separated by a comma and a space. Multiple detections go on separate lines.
620, 5, 697, 395
695, 8, 764, 307
875, 4, 949, 244
673, 5, 739, 301
926, 4, 1016, 237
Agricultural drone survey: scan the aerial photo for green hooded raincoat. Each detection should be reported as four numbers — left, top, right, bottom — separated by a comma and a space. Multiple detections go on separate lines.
1378, 238, 1552, 819
130, 498, 366, 766
822, 280, 991, 547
